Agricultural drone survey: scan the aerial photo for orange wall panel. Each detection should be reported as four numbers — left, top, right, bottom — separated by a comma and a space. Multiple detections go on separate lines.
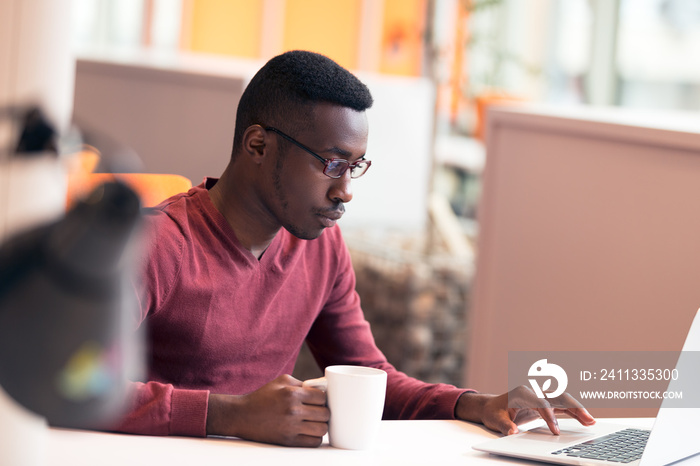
188, 0, 263, 58
282, 0, 361, 70
380, 0, 426, 76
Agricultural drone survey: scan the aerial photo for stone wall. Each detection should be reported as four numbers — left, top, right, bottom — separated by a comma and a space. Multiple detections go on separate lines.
293, 233, 472, 388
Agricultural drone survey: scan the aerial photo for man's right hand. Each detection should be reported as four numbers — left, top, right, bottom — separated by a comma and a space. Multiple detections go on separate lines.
205, 374, 329, 447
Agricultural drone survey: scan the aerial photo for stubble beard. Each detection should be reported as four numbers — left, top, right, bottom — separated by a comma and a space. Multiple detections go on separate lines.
271, 152, 320, 241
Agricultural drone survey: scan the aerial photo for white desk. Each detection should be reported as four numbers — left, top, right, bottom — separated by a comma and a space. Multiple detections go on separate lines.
46, 417, 700, 466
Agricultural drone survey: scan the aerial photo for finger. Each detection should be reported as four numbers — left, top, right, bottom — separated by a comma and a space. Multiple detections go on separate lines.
537, 406, 560, 435
548, 392, 586, 410
294, 433, 324, 448
490, 410, 520, 436
300, 419, 329, 438
280, 374, 303, 387
511, 408, 542, 426
555, 407, 596, 426
549, 392, 596, 426
502, 421, 519, 436
508, 386, 561, 434
300, 386, 327, 406
302, 404, 330, 423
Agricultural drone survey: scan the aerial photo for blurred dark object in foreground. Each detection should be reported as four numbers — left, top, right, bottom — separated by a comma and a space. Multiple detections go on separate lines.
0, 181, 143, 428
12, 106, 58, 155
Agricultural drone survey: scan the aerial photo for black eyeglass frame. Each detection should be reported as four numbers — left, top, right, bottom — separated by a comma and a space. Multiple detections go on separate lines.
264, 126, 371, 179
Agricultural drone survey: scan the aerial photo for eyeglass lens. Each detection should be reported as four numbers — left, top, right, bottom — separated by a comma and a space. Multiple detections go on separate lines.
325, 159, 370, 179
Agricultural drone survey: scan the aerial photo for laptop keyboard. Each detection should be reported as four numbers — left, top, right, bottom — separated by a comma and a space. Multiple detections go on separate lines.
550, 428, 650, 463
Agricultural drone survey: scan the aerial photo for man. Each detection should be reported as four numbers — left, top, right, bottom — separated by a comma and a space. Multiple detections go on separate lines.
117, 50, 594, 446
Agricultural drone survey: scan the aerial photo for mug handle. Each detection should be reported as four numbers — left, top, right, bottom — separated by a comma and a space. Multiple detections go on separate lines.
302, 377, 327, 392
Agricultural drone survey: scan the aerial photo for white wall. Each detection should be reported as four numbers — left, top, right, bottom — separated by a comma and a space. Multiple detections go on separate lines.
0, 0, 74, 130
0, 0, 74, 242
348, 73, 434, 233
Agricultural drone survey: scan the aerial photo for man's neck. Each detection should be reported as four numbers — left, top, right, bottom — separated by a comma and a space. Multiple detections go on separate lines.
208, 169, 280, 259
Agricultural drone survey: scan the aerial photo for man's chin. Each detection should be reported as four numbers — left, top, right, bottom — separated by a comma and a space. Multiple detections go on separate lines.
284, 224, 327, 241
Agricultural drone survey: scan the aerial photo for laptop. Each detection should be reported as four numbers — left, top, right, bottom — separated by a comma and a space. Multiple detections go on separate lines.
473, 309, 700, 466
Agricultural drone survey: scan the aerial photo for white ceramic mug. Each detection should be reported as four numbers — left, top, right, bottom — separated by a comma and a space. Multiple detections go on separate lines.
303, 365, 387, 450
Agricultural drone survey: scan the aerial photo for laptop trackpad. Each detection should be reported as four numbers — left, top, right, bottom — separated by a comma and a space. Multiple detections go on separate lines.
521, 426, 599, 444
473, 423, 625, 457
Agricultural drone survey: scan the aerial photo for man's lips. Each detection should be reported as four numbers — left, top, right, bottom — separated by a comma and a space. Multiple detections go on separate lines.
320, 210, 343, 221
317, 207, 344, 226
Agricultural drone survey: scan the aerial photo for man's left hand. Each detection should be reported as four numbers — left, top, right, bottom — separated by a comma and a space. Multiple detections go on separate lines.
455, 385, 596, 435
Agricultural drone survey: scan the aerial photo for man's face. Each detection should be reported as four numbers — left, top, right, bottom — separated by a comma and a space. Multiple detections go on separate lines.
261, 102, 369, 240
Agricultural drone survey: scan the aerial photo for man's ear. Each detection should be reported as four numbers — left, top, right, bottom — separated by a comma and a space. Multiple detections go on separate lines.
242, 125, 266, 163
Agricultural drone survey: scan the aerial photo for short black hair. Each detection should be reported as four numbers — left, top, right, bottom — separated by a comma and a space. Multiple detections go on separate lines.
231, 50, 373, 156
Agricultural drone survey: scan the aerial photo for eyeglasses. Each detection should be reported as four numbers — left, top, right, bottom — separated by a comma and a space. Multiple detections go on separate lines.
264, 126, 371, 179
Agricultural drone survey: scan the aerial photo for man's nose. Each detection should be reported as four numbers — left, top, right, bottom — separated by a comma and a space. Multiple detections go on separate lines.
329, 171, 353, 204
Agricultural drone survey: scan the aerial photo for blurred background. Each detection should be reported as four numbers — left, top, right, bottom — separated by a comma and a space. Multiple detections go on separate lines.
69, 0, 700, 224
3, 0, 700, 416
